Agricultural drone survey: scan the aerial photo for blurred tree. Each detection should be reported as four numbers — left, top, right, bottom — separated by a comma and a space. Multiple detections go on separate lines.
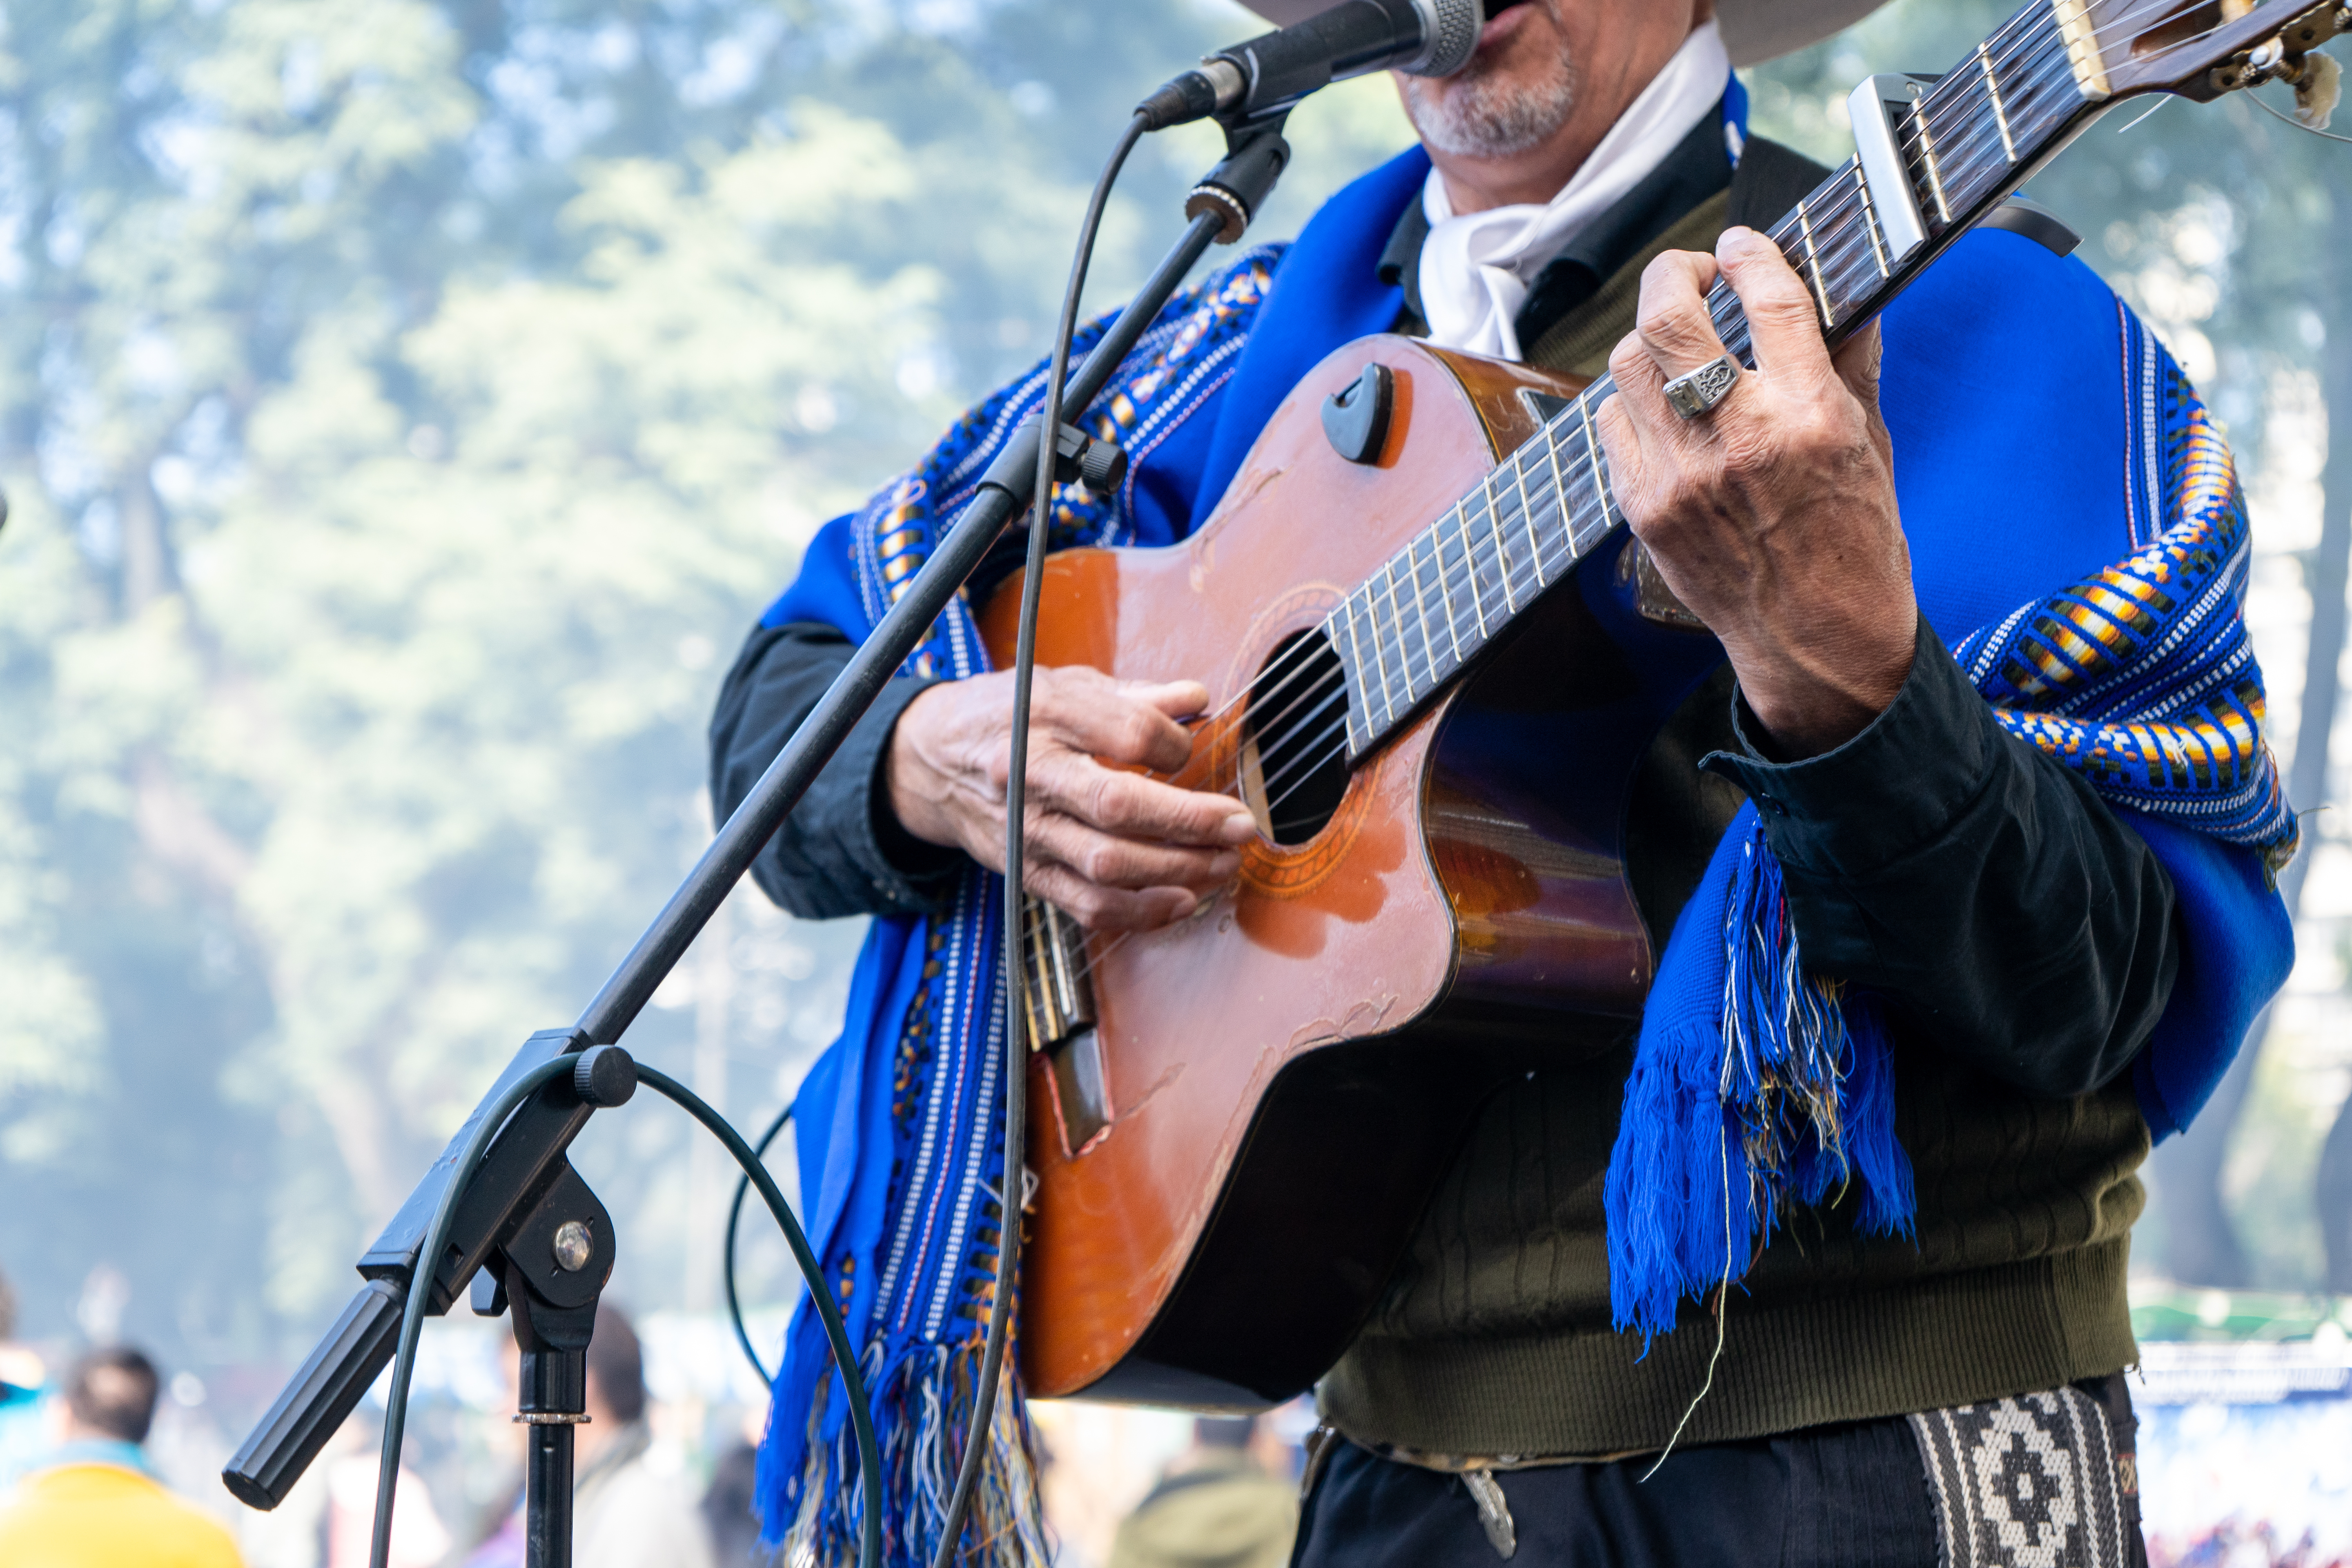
1, 0, 2343, 1397
2316, 184, 2352, 1297
0, 0, 1414, 1369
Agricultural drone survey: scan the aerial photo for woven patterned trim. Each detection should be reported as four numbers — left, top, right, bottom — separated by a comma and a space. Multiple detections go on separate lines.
1907, 1386, 2131, 1568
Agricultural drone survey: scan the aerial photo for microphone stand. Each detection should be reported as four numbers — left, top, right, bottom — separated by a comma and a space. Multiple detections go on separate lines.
221, 108, 1294, 1566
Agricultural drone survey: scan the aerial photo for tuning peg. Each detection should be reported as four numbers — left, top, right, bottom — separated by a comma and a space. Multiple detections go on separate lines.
2209, 4, 2349, 99
2295, 49, 2342, 127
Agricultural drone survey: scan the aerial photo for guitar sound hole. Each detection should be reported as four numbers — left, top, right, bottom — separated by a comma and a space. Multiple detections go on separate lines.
1243, 630, 1351, 846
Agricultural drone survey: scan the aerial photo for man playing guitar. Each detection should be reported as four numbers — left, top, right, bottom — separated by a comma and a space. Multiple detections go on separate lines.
713, 2, 2304, 1563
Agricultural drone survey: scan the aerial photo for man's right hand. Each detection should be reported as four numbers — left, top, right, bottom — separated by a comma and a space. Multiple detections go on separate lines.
885, 666, 1258, 931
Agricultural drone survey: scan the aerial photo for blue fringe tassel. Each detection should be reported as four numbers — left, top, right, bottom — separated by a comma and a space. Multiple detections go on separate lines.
1605, 807, 1916, 1345
763, 1339, 1049, 1568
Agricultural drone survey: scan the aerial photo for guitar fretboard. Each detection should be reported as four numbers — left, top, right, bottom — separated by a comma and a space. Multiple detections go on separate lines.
1332, 0, 2111, 758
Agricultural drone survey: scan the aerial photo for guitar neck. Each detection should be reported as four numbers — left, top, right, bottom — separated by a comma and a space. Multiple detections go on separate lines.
1331, 0, 2116, 760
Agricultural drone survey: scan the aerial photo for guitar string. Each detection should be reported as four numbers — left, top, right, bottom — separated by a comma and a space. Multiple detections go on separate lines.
1271, 32, 2182, 877
1015, 256, 1917, 975
1234, 0, 2236, 818
1022, 4, 2234, 980
1900, 0, 2230, 161
1018, 64, 2152, 984
1155, 14, 2111, 836
1330, 12, 2114, 708
1013, 78, 1980, 780
1078, 9, 2093, 777
1233, 0, 2221, 744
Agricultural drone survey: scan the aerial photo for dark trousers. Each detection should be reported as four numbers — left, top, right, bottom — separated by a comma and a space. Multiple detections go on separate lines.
1293, 1377, 2149, 1568
1292, 1417, 1938, 1568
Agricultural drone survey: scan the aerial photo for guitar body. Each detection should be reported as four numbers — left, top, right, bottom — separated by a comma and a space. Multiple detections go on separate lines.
980, 335, 1724, 1406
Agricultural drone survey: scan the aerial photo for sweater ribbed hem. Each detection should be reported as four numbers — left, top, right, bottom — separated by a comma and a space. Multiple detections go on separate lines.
1319, 1240, 2136, 1458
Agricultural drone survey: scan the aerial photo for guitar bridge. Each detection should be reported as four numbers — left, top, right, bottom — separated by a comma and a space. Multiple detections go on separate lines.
1020, 895, 1111, 1152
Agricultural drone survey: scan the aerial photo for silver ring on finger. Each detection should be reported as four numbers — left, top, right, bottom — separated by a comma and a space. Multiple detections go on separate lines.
1661, 354, 1742, 420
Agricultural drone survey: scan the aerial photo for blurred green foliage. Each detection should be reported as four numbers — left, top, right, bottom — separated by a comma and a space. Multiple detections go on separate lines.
0, 0, 1418, 1369
0, 0, 2341, 1389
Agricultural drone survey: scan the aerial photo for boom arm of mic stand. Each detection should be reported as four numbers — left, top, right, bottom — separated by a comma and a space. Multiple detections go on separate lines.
222, 114, 1287, 1512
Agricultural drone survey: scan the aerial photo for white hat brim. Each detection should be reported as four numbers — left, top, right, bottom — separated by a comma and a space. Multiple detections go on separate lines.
1233, 0, 1889, 67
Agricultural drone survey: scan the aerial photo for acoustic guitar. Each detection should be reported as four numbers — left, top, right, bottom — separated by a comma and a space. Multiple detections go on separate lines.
979, 0, 2347, 1406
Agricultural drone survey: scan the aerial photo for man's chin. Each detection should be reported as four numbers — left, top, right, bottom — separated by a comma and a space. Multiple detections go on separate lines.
1404, 1, 1575, 159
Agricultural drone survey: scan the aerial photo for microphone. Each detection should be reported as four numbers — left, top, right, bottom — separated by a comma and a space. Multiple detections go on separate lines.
1138, 0, 1485, 130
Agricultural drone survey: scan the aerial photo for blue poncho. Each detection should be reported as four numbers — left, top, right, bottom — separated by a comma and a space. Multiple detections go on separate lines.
752, 143, 2294, 1564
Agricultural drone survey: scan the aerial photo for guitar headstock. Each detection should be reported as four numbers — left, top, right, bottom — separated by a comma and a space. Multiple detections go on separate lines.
2084, 0, 2345, 114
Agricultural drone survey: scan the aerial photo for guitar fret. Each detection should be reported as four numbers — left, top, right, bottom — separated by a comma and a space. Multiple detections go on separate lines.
1455, 507, 1489, 640
1977, 41, 2018, 162
1361, 588, 1398, 728
1336, 610, 1363, 753
1853, 162, 1891, 278
1909, 89, 1953, 224
1340, 593, 1377, 740
1795, 196, 1834, 330
1482, 487, 1518, 613
1338, 4, 2103, 766
1430, 541, 1449, 663
1381, 558, 1421, 702
1383, 555, 1421, 696
1427, 529, 1464, 664
1410, 556, 1439, 692
1577, 397, 1610, 544
1539, 434, 1576, 570
1824, 211, 1882, 323
1407, 539, 1449, 680
1515, 458, 1549, 588
1401, 555, 1437, 695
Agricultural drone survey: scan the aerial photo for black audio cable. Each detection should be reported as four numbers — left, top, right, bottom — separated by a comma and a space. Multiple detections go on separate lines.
927, 105, 1153, 1568
723, 1102, 796, 1385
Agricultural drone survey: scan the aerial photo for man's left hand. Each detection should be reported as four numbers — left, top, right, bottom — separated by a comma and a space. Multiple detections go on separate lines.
1595, 225, 1918, 757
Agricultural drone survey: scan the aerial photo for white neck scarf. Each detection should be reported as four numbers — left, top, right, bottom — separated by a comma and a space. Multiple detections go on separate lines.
1417, 21, 1732, 361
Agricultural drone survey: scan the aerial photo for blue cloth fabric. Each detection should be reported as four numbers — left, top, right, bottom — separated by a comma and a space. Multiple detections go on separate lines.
1875, 234, 2296, 1133
752, 129, 2294, 1558
1604, 239, 2296, 1337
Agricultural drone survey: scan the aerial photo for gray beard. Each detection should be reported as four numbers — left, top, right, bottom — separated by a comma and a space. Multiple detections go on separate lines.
1401, 50, 1581, 160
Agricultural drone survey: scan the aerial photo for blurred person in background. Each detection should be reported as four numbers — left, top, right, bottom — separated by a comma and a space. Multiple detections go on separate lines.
321, 1407, 452, 1568
698, 1426, 764, 1567
0, 1344, 242, 1567
0, 1266, 49, 1492
465, 1304, 714, 1568
572, 1305, 714, 1568
1105, 1417, 1298, 1568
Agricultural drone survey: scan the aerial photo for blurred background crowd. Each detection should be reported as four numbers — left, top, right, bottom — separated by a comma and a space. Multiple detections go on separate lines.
0, 0, 2346, 1561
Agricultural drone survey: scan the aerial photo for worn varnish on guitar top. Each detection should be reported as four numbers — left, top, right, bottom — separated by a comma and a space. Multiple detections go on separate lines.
978, 0, 2352, 1406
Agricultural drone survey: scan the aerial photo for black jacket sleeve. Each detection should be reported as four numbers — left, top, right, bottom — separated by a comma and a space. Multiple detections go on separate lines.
1701, 618, 2180, 1099
707, 620, 965, 920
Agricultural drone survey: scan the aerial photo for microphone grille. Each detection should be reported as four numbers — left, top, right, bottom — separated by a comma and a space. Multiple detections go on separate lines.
1400, 0, 1481, 78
